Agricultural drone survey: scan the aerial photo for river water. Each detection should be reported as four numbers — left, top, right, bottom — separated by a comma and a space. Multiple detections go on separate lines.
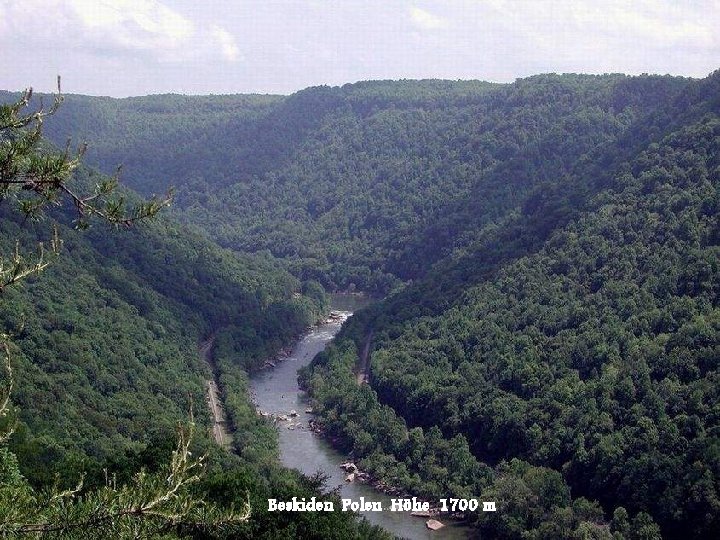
250, 295, 471, 539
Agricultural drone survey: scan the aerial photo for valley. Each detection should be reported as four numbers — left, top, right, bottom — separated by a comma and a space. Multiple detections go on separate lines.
1, 68, 719, 539
249, 295, 470, 539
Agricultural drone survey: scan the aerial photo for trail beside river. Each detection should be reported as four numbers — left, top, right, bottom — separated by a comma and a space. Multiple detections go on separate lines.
356, 330, 374, 385
200, 336, 231, 450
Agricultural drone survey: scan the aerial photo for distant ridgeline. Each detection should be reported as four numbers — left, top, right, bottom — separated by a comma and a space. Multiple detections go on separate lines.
9, 69, 719, 538
35, 75, 689, 294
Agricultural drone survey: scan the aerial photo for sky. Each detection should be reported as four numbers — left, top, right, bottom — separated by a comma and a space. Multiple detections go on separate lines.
1, 0, 719, 97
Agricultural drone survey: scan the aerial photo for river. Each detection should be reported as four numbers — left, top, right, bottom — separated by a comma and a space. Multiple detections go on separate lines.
250, 295, 471, 539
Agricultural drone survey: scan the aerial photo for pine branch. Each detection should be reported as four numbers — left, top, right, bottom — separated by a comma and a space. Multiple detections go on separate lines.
0, 78, 172, 230
0, 421, 249, 537
0, 228, 61, 292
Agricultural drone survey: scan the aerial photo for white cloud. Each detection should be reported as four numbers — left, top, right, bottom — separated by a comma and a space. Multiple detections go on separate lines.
480, 0, 717, 46
598, 1, 715, 48
0, 0, 240, 64
65, 0, 196, 57
477, 0, 719, 76
409, 6, 448, 30
211, 25, 241, 62
69, 0, 195, 49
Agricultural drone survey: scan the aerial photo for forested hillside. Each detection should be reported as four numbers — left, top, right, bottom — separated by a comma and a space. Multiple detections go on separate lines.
304, 70, 720, 539
0, 101, 386, 537
6, 70, 718, 538
0, 157, 316, 476
31, 74, 689, 293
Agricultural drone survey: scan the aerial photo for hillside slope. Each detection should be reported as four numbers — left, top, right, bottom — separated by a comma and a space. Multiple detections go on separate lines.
10, 71, 719, 538
33, 75, 689, 293
305, 70, 720, 538
0, 156, 391, 537
0, 160, 322, 480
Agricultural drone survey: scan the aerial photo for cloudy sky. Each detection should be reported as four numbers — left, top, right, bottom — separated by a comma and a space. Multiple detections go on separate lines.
1, 0, 718, 97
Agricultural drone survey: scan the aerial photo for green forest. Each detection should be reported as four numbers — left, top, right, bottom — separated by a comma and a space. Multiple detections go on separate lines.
1, 68, 719, 539
0, 93, 388, 538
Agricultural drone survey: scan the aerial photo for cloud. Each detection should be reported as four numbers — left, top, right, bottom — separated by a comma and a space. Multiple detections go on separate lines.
69, 0, 195, 50
477, 0, 719, 75
68, 0, 195, 61
0, 0, 240, 63
1, 0, 718, 97
211, 25, 241, 62
595, 1, 715, 48
409, 6, 448, 30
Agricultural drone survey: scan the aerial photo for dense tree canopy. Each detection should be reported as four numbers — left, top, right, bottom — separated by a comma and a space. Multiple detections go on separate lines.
28, 75, 688, 293
0, 89, 385, 538
302, 71, 720, 539
4, 69, 719, 538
